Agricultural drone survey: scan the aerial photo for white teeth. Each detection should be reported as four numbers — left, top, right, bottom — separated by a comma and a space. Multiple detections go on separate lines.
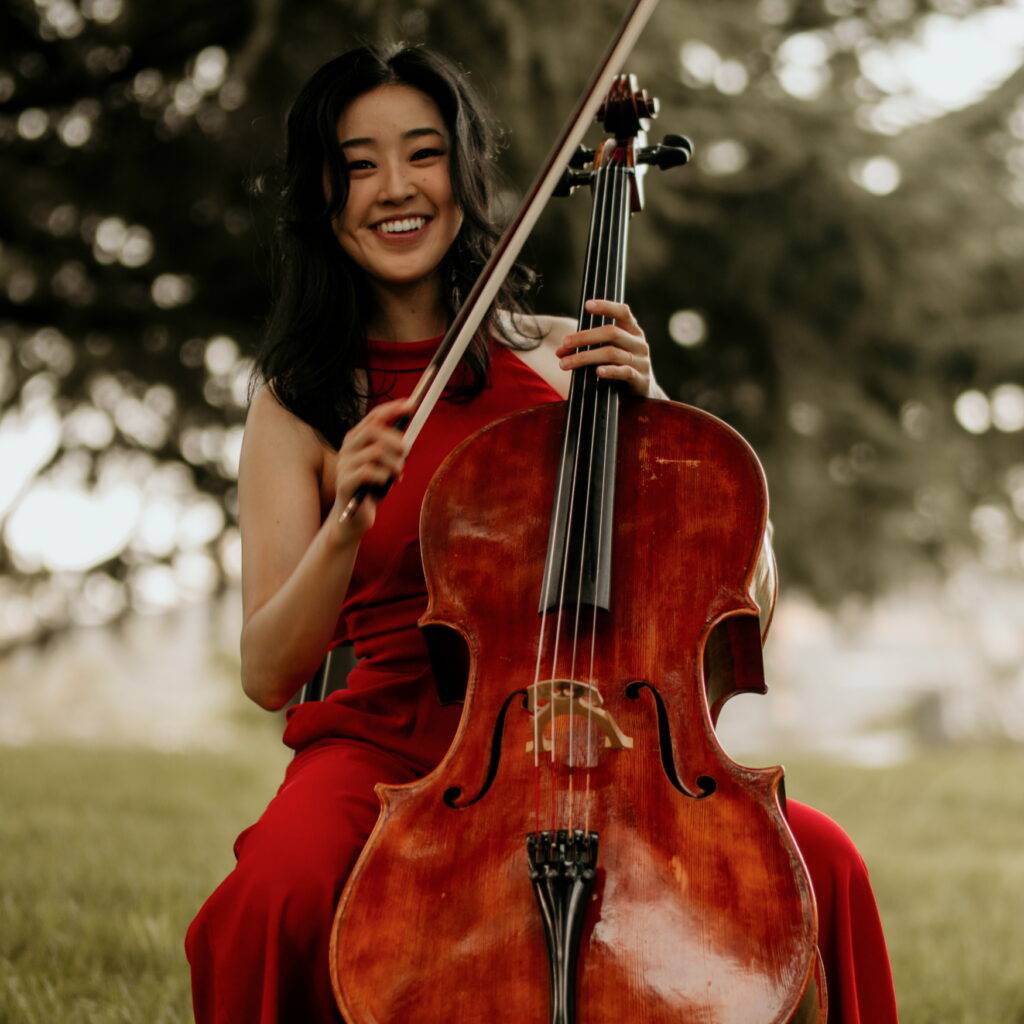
376, 217, 427, 234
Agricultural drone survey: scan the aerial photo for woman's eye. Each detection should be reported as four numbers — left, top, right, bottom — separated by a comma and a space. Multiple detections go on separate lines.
411, 148, 444, 161
346, 159, 374, 171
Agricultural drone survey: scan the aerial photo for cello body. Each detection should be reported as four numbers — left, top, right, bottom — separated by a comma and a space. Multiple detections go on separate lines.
331, 397, 821, 1022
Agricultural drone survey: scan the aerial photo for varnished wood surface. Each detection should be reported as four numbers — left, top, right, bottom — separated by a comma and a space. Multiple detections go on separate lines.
331, 398, 818, 1023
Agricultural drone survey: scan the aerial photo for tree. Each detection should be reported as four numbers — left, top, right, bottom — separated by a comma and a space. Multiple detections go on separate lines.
0, 0, 1021, 649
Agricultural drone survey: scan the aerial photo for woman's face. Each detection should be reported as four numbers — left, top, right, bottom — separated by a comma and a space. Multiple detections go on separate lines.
333, 84, 463, 289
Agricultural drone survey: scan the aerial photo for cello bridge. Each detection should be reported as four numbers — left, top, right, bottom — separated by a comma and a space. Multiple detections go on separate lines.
525, 679, 633, 757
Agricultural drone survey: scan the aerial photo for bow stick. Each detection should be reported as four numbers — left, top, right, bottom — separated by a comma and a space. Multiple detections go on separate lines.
339, 0, 661, 523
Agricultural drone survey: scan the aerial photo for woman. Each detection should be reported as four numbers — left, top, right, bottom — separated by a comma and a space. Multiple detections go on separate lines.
186, 43, 899, 1024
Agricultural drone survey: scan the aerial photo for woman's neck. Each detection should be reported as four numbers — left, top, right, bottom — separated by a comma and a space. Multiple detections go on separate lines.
366, 274, 447, 342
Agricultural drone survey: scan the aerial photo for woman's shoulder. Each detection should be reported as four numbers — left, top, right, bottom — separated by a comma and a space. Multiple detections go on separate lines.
493, 309, 574, 400
246, 381, 326, 468
494, 308, 576, 352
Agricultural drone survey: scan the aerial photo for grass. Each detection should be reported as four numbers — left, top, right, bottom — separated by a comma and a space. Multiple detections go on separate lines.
783, 747, 1024, 1024
0, 740, 290, 1024
1, 740, 1022, 1023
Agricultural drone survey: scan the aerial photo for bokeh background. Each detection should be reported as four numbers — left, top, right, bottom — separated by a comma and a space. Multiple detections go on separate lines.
1, 0, 1022, 1021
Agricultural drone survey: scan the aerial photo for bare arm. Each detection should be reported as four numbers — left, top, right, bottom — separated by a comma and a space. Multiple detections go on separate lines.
237, 385, 409, 710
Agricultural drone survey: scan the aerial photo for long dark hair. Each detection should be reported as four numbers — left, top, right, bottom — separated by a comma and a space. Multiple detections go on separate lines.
250, 43, 539, 449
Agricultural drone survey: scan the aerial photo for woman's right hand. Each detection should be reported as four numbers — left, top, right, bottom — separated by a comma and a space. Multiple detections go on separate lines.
331, 397, 413, 544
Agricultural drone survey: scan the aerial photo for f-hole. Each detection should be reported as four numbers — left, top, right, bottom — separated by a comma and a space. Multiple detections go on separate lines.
625, 681, 716, 799
443, 689, 529, 809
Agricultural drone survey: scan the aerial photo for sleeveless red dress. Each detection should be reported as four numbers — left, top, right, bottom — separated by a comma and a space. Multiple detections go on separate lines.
186, 333, 899, 1024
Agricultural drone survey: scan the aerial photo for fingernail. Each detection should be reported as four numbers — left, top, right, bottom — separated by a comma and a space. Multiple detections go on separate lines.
585, 299, 598, 310
559, 359, 568, 369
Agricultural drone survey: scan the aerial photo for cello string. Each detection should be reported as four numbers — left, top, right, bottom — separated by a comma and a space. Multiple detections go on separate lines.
528, 151, 610, 828
529, 159, 605, 738
577, 155, 625, 834
567, 152, 625, 833
575, 155, 622, 823
584, 159, 629, 836
528, 305, 582, 831
531, 351, 583, 827
544, 155, 611, 696
545, 152, 615, 827
561, 153, 614, 1024
561, 155, 614, 831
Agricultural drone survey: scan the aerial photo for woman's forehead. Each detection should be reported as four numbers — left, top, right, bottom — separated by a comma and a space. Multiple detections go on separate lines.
337, 84, 446, 144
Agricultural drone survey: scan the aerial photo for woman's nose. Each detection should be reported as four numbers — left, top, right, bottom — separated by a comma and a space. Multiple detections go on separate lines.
378, 161, 416, 203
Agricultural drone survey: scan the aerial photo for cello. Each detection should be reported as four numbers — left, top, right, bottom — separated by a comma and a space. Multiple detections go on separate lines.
331, 12, 826, 1024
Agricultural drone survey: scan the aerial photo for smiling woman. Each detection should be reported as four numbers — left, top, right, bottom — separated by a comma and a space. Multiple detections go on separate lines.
181, 43, 669, 1024
332, 89, 464, 307
183, 41, 896, 1024
253, 46, 543, 450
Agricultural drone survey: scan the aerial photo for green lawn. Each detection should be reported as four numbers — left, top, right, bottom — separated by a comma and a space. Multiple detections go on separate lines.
783, 747, 1024, 1024
0, 741, 290, 1024
1, 741, 1022, 1023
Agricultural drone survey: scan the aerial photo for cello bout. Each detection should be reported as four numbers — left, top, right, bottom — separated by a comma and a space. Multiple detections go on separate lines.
331, 400, 821, 1023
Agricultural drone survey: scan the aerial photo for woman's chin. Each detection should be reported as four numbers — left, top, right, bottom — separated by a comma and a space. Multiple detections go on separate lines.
368, 263, 444, 290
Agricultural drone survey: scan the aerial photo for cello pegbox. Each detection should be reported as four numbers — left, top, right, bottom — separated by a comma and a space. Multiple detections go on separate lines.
594, 73, 665, 212
597, 73, 658, 138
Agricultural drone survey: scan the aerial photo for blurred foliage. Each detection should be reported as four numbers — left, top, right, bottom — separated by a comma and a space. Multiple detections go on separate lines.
0, 0, 1023, 647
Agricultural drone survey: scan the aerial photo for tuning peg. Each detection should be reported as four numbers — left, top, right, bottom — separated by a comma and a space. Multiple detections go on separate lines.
662, 134, 693, 159
553, 167, 593, 198
553, 145, 595, 197
636, 133, 693, 171
567, 144, 594, 169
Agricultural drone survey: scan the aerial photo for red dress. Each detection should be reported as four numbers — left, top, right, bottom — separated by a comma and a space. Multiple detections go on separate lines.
186, 333, 899, 1023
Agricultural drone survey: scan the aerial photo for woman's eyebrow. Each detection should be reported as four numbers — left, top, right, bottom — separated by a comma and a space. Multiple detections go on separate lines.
339, 127, 445, 150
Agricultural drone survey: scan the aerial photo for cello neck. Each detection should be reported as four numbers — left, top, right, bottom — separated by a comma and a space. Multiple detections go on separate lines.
538, 150, 634, 617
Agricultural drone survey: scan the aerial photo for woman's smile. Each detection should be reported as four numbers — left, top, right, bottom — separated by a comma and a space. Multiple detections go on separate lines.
369, 214, 433, 243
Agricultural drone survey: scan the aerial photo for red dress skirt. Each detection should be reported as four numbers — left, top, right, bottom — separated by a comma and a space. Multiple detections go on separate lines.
186, 334, 899, 1023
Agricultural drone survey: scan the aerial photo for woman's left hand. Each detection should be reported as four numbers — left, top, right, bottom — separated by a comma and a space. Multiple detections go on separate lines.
555, 298, 663, 399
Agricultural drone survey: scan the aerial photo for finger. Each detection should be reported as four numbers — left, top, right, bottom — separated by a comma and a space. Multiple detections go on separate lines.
584, 298, 642, 334
342, 428, 380, 455
558, 324, 646, 354
355, 398, 415, 437
346, 442, 405, 476
344, 420, 408, 456
357, 463, 393, 487
559, 344, 640, 372
370, 395, 416, 415
341, 463, 393, 500
596, 363, 647, 394
366, 396, 416, 426
336, 462, 396, 506
349, 456, 404, 483
369, 428, 407, 456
